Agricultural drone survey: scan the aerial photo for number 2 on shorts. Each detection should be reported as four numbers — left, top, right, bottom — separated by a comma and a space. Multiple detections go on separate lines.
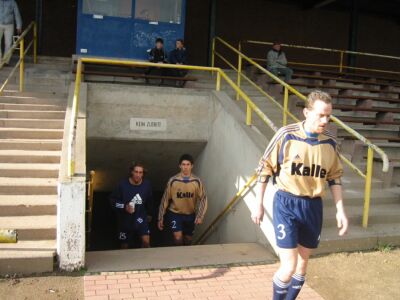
171, 220, 177, 229
277, 224, 286, 240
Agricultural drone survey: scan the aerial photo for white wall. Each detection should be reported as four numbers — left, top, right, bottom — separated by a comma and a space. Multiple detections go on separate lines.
194, 91, 278, 253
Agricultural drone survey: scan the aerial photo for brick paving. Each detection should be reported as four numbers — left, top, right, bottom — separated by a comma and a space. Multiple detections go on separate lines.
84, 263, 323, 300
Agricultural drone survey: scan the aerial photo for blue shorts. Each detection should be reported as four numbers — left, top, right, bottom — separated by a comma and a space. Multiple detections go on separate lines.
273, 190, 323, 249
165, 210, 196, 236
118, 216, 150, 242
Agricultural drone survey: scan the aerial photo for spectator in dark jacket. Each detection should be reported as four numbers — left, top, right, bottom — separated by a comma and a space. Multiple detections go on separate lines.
169, 39, 188, 80
148, 37, 167, 63
146, 38, 167, 83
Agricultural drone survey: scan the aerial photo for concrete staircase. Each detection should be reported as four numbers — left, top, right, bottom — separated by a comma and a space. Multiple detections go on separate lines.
190, 69, 400, 254
0, 57, 69, 275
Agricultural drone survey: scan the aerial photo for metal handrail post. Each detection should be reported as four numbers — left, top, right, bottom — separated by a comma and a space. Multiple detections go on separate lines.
33, 22, 38, 64
236, 41, 242, 101
19, 38, 24, 92
246, 102, 252, 126
362, 147, 374, 228
339, 51, 344, 73
283, 86, 289, 126
67, 59, 83, 177
216, 70, 221, 91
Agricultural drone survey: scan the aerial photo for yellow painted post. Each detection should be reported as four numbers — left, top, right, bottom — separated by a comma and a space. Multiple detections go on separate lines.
67, 59, 83, 177
33, 22, 38, 64
339, 51, 344, 73
283, 86, 289, 126
246, 103, 252, 125
236, 42, 242, 101
362, 147, 374, 228
19, 38, 25, 92
216, 71, 221, 91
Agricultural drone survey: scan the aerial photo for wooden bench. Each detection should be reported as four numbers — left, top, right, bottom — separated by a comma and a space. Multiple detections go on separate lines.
296, 102, 400, 114
342, 136, 400, 143
331, 94, 400, 104
291, 73, 398, 88
336, 116, 400, 125
73, 69, 198, 87
289, 82, 399, 96
291, 66, 400, 85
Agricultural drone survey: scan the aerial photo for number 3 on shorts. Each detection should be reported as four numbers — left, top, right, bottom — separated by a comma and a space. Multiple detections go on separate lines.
277, 224, 286, 240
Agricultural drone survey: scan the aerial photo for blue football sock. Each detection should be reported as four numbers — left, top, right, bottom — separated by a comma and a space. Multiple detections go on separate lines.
273, 274, 290, 300
286, 273, 306, 300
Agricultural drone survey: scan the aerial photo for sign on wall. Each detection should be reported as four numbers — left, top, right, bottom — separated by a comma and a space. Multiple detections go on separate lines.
130, 118, 167, 131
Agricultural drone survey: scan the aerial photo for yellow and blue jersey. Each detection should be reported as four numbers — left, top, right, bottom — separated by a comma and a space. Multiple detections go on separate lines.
256, 121, 343, 198
158, 173, 208, 220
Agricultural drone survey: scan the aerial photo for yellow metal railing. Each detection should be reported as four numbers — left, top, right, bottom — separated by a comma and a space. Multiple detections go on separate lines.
194, 174, 257, 245
68, 57, 278, 175
241, 40, 400, 76
212, 37, 389, 228
0, 22, 37, 94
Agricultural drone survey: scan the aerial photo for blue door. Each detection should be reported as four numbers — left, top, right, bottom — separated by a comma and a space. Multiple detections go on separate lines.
76, 0, 186, 60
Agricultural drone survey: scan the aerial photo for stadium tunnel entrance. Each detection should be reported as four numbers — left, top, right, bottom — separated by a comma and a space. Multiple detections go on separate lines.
83, 82, 273, 261
87, 139, 207, 250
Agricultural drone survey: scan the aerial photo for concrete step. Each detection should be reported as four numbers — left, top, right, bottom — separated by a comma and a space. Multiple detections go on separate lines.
0, 139, 62, 151
0, 149, 61, 163
0, 163, 59, 178
0, 128, 63, 139
86, 243, 276, 273
0, 103, 65, 111
0, 177, 57, 195
0, 110, 65, 119
316, 222, 400, 255
323, 203, 400, 227
0, 118, 64, 129
341, 174, 383, 189
0, 240, 56, 275
0, 195, 57, 216
0, 94, 67, 105
0, 215, 56, 240
324, 187, 400, 206
337, 126, 400, 139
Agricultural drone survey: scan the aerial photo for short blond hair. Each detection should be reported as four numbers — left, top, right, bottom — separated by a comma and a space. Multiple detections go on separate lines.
306, 90, 332, 109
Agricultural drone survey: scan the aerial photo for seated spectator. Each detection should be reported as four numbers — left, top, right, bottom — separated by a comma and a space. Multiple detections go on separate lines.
148, 37, 167, 64
146, 37, 168, 83
110, 162, 153, 249
169, 39, 188, 75
266, 41, 293, 82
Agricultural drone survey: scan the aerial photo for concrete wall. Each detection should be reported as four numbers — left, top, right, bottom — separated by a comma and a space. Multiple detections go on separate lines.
86, 84, 214, 192
87, 84, 211, 142
57, 83, 87, 271
194, 91, 277, 253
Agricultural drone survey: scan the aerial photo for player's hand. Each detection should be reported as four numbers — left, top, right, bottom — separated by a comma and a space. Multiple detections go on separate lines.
195, 217, 203, 225
125, 205, 134, 214
17, 28, 21, 35
158, 219, 164, 231
336, 210, 348, 236
251, 205, 264, 225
